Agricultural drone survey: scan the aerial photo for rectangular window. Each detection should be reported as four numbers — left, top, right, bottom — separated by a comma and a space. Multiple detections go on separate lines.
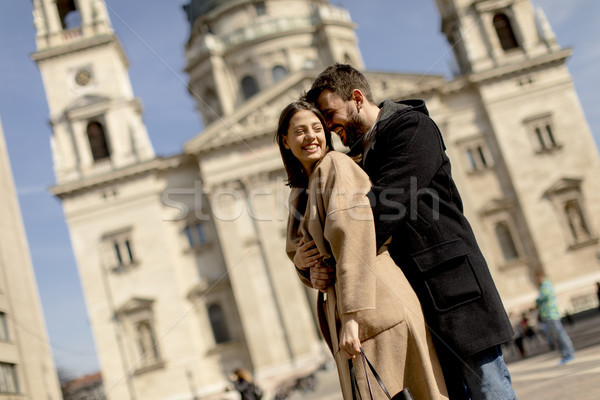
495, 220, 520, 261
117, 299, 163, 374
113, 238, 135, 269
255, 2, 266, 16
0, 312, 8, 341
184, 223, 208, 248
207, 303, 231, 344
524, 113, 560, 153
0, 363, 19, 394
458, 136, 493, 173
477, 146, 488, 167
102, 228, 136, 272
113, 241, 123, 265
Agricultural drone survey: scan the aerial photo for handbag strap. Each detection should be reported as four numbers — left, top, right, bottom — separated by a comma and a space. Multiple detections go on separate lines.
349, 348, 393, 400
360, 349, 392, 400
360, 350, 376, 399
349, 359, 362, 400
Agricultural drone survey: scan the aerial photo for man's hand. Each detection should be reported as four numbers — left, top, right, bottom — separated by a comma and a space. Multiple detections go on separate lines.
294, 238, 335, 291
293, 238, 322, 270
310, 264, 335, 292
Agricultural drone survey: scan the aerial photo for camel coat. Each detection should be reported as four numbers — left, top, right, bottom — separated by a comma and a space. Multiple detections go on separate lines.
286, 152, 447, 400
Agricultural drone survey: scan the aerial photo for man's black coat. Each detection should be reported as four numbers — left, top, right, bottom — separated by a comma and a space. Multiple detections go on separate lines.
362, 99, 513, 357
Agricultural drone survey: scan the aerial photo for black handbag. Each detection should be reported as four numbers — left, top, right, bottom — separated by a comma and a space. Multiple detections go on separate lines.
349, 348, 414, 400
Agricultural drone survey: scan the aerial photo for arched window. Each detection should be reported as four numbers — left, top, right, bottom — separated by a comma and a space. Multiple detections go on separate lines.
564, 200, 591, 242
57, 0, 81, 29
203, 87, 222, 119
272, 65, 287, 83
241, 76, 259, 100
495, 221, 519, 261
136, 320, 160, 366
87, 121, 111, 161
493, 13, 519, 50
208, 303, 230, 344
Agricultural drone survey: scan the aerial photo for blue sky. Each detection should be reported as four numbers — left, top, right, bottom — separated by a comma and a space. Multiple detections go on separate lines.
0, 0, 598, 377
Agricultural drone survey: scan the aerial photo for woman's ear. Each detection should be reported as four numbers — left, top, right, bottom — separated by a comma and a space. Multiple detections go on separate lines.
282, 135, 290, 149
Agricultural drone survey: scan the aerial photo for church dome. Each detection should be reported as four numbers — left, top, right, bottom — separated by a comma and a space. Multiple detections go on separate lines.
183, 0, 363, 126
183, 0, 234, 28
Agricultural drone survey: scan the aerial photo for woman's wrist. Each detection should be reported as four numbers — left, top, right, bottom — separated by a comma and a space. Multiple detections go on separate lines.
341, 311, 358, 323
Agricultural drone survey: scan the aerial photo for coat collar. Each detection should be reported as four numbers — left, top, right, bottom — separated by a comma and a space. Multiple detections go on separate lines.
361, 99, 427, 165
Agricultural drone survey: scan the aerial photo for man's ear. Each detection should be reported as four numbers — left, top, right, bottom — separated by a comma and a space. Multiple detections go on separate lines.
282, 135, 290, 149
351, 89, 364, 111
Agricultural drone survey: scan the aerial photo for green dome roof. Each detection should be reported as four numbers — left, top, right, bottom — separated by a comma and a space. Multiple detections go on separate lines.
183, 0, 233, 27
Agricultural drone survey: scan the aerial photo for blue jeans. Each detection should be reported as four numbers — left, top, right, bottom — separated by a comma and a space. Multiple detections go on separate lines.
460, 345, 516, 399
546, 319, 575, 360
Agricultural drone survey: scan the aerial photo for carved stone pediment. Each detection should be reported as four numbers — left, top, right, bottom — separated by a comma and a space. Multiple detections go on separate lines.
187, 278, 230, 300
481, 198, 515, 215
544, 177, 582, 197
116, 297, 154, 315
66, 94, 111, 112
473, 0, 514, 13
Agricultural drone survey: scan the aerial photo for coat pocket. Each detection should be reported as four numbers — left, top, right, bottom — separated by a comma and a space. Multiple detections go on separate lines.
411, 238, 482, 312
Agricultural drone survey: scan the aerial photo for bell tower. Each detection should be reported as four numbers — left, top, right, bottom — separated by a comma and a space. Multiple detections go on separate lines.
32, 0, 154, 184
432, 0, 600, 309
436, 0, 561, 75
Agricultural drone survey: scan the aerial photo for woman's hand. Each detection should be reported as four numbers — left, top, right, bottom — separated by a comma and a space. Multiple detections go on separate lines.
339, 313, 361, 359
294, 238, 321, 270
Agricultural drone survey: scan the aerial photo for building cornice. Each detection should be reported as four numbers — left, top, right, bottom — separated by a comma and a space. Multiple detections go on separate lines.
31, 34, 128, 67
50, 154, 193, 199
468, 48, 572, 84
439, 48, 572, 94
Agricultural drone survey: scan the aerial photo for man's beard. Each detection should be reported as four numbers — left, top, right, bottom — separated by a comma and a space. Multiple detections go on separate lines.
343, 107, 371, 154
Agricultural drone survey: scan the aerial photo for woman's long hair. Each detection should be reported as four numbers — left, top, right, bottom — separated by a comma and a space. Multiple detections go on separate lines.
275, 101, 332, 188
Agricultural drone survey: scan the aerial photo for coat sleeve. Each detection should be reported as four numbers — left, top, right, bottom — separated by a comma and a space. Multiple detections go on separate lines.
316, 154, 377, 315
369, 111, 446, 250
286, 188, 314, 289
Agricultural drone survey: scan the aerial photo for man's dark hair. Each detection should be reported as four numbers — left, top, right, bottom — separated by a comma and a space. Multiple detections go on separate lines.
304, 63, 375, 105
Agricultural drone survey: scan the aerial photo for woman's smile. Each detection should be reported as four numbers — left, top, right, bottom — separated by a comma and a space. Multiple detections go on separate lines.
283, 110, 327, 174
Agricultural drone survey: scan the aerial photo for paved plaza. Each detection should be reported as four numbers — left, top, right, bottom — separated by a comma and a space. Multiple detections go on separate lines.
284, 309, 600, 400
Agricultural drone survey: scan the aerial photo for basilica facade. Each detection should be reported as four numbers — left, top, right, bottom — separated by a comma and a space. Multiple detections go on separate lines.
30, 0, 600, 399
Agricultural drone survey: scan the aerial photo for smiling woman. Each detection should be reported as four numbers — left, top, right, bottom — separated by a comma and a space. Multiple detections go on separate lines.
275, 101, 333, 188
282, 109, 328, 175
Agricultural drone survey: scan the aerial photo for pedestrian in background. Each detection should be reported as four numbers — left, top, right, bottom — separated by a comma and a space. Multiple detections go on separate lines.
509, 312, 526, 358
230, 368, 263, 400
535, 271, 576, 366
